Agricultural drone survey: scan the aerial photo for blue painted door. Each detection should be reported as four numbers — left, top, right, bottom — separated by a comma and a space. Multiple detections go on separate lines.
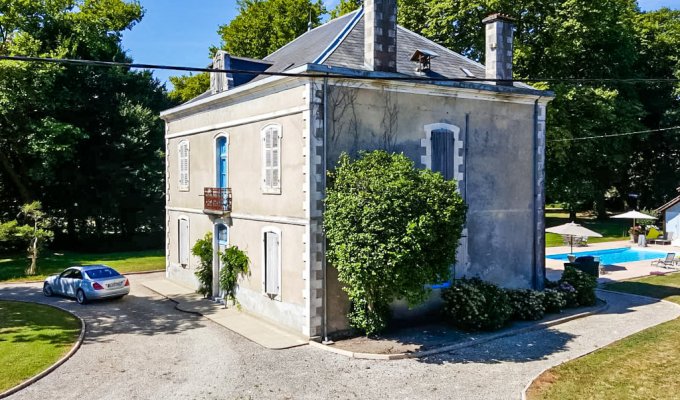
216, 224, 228, 297
217, 137, 228, 188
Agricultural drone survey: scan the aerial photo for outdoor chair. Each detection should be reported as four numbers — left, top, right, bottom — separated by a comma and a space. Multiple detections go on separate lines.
564, 256, 600, 277
651, 253, 677, 269
652, 232, 674, 245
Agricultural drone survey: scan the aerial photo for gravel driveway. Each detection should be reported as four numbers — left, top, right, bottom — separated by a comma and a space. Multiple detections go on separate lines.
2, 273, 679, 400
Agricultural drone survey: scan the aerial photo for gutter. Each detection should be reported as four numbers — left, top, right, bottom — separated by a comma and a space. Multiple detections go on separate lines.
533, 96, 544, 289
322, 75, 330, 343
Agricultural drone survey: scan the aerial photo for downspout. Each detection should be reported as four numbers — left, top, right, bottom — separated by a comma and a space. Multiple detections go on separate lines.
532, 96, 544, 289
322, 74, 330, 343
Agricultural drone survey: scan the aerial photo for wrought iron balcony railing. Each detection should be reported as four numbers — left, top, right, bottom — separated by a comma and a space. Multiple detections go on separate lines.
203, 187, 232, 214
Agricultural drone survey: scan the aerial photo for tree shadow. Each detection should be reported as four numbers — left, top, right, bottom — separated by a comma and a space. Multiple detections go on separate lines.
0, 284, 206, 346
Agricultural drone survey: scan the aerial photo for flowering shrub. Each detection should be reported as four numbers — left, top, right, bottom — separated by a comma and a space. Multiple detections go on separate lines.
543, 288, 567, 313
507, 289, 546, 320
559, 265, 597, 306
442, 278, 512, 331
557, 282, 579, 307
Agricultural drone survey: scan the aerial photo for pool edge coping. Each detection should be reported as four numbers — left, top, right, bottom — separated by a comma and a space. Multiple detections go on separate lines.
0, 299, 86, 399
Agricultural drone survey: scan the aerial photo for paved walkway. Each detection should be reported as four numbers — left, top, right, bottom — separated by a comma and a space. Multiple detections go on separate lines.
2, 273, 679, 399
143, 278, 308, 349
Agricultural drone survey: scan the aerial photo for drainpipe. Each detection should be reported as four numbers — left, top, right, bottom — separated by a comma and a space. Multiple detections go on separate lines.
322, 74, 330, 343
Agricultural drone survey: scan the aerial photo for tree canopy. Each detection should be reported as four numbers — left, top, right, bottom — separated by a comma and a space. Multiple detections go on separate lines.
0, 0, 172, 250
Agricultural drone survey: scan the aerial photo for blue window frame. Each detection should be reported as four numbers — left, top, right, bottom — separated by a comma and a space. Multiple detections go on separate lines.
216, 137, 228, 188
217, 224, 228, 246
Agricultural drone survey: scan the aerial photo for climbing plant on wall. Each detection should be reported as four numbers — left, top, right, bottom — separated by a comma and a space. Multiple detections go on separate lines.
219, 246, 251, 306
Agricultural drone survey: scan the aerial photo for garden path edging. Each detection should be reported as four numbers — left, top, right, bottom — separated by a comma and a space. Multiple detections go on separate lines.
311, 299, 609, 361
520, 290, 680, 400
0, 300, 86, 399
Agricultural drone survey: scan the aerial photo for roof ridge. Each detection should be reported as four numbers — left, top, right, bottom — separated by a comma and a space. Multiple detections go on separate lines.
313, 8, 364, 64
265, 10, 360, 62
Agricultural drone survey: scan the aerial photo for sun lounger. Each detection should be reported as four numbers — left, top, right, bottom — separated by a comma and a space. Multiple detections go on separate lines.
651, 253, 677, 269
652, 231, 674, 245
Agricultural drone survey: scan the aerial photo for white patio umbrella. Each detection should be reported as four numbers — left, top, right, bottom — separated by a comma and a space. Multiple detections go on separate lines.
546, 222, 603, 253
612, 210, 657, 230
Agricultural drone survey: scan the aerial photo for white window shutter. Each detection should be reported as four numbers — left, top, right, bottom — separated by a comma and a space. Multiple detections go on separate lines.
265, 231, 280, 295
179, 218, 189, 265
178, 141, 190, 191
261, 125, 281, 194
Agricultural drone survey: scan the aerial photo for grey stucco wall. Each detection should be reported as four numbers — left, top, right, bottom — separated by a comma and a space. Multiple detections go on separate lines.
326, 83, 542, 290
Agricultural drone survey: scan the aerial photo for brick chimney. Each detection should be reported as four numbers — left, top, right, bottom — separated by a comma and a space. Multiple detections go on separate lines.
364, 0, 397, 72
482, 13, 515, 85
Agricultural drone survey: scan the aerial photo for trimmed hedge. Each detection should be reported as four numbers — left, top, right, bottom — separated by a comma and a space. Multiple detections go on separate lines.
442, 278, 513, 331
559, 265, 598, 307
543, 288, 567, 313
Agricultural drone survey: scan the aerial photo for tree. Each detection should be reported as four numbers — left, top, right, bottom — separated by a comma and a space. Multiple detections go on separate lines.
169, 73, 210, 103
324, 151, 467, 334
192, 232, 213, 297
0, 202, 53, 275
219, 246, 250, 306
330, 0, 361, 18
0, 0, 172, 249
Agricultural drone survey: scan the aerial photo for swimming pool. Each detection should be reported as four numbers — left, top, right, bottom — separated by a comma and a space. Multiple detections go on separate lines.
546, 247, 668, 265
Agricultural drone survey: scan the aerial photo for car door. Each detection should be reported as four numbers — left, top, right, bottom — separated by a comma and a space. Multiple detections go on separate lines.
59, 269, 76, 296
54, 269, 72, 295
66, 270, 83, 296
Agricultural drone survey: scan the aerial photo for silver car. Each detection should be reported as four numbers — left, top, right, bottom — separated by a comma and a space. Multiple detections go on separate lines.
43, 265, 130, 304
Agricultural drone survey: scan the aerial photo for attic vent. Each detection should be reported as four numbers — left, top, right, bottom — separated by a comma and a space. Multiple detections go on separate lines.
460, 67, 475, 78
410, 49, 439, 72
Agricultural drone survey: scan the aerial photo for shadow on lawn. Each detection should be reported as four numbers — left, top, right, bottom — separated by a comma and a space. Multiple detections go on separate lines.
603, 281, 680, 302
0, 284, 205, 345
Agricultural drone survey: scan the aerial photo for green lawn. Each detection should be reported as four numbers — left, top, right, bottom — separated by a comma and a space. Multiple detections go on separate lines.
0, 301, 81, 393
546, 211, 630, 247
0, 249, 164, 282
528, 272, 680, 400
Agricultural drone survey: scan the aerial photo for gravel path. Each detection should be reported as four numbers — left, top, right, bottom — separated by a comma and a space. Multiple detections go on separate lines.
2, 273, 679, 400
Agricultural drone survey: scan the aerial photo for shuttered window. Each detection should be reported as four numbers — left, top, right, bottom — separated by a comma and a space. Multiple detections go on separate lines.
431, 129, 455, 180
178, 140, 190, 191
261, 125, 281, 194
178, 218, 189, 266
264, 230, 280, 296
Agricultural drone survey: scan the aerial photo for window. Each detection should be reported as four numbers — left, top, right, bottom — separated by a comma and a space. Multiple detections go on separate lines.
261, 125, 281, 194
178, 140, 190, 191
178, 217, 189, 266
431, 128, 455, 180
216, 136, 228, 188
263, 228, 281, 297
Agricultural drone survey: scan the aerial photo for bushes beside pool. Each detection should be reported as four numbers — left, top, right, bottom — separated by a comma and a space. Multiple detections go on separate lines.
442, 266, 597, 332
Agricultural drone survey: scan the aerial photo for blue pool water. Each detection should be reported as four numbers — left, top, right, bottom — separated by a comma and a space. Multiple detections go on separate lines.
547, 247, 668, 265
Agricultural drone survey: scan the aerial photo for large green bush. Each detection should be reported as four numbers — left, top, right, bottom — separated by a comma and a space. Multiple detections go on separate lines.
559, 265, 598, 306
192, 233, 213, 297
442, 278, 512, 331
324, 151, 467, 335
507, 289, 546, 321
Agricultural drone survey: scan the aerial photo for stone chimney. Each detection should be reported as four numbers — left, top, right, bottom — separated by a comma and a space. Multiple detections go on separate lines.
210, 50, 234, 94
364, 0, 397, 72
482, 13, 515, 85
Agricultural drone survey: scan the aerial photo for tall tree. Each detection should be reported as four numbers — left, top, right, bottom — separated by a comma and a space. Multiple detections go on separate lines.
0, 0, 172, 249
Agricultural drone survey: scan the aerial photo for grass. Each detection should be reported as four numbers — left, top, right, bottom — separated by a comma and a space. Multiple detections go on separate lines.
0, 249, 164, 282
545, 211, 630, 247
527, 272, 680, 400
0, 301, 81, 393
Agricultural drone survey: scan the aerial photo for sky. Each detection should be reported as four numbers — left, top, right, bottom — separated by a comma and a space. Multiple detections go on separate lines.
121, 0, 679, 89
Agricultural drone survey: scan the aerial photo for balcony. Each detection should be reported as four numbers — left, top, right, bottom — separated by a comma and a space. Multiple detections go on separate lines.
203, 187, 232, 215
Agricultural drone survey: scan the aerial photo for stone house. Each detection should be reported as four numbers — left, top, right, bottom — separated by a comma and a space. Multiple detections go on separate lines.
655, 188, 680, 245
160, 1, 552, 339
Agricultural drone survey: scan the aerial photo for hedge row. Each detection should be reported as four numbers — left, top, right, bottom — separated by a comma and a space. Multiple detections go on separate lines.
441, 266, 597, 332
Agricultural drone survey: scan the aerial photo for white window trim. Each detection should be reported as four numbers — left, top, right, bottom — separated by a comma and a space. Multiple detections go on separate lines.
420, 123, 464, 181
178, 140, 190, 192
261, 124, 282, 194
178, 215, 190, 267
213, 132, 230, 187
261, 225, 282, 300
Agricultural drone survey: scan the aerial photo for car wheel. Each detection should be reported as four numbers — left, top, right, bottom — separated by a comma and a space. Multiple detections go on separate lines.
76, 289, 87, 304
43, 283, 53, 297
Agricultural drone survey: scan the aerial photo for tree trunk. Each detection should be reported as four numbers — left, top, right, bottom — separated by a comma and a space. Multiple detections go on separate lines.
25, 236, 38, 275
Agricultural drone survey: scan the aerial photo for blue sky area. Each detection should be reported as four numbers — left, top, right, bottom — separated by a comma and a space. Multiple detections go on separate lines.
121, 0, 679, 89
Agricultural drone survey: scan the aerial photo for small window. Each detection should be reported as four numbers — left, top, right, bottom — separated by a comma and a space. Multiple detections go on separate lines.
431, 129, 456, 180
263, 230, 280, 297
178, 217, 190, 266
261, 125, 281, 194
178, 140, 190, 191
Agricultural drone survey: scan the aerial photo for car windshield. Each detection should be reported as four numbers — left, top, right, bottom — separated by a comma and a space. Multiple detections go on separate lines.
84, 268, 120, 280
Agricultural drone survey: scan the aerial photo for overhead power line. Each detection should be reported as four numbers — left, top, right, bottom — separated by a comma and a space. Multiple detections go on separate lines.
1, 55, 680, 84
547, 126, 680, 143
